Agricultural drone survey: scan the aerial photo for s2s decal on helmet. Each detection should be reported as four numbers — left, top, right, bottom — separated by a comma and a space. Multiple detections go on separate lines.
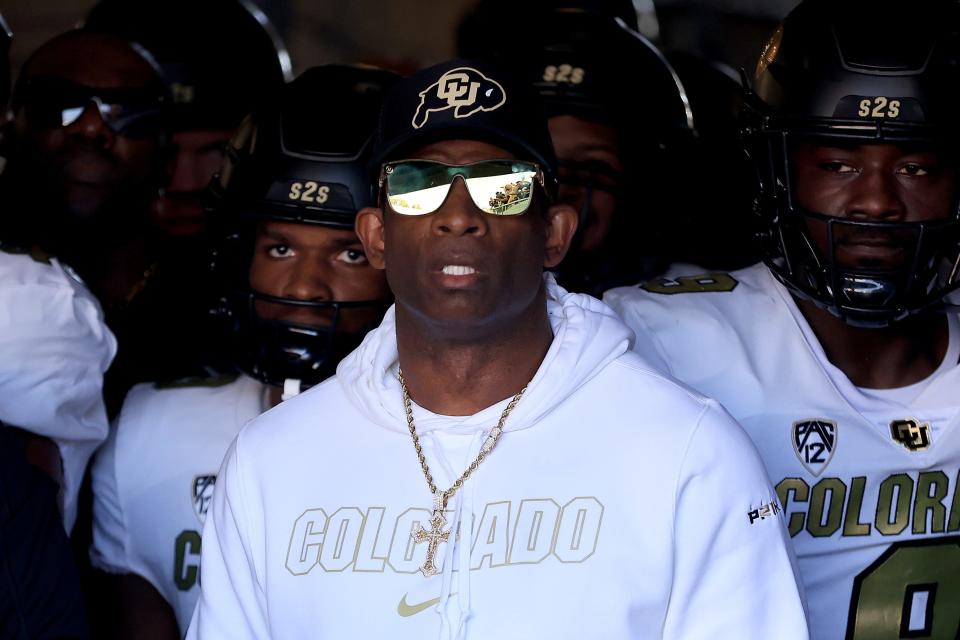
288, 181, 330, 204
542, 64, 585, 85
412, 67, 506, 129
857, 97, 901, 119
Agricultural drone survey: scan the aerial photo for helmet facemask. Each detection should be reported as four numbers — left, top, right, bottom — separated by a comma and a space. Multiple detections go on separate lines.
211, 217, 390, 389
228, 287, 387, 389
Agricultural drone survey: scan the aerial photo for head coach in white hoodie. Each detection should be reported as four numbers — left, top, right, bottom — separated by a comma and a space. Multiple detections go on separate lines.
186, 59, 810, 640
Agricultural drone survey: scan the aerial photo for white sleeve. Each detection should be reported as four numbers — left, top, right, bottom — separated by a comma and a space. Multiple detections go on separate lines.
0, 255, 117, 531
663, 401, 809, 639
186, 432, 270, 640
90, 417, 131, 575
602, 288, 674, 376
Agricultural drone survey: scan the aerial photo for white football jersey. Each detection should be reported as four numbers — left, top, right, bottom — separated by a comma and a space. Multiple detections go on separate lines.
605, 263, 960, 640
91, 374, 266, 632
0, 249, 116, 531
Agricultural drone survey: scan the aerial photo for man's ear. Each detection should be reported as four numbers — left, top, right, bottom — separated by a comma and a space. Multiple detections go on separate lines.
543, 202, 578, 269
355, 206, 386, 270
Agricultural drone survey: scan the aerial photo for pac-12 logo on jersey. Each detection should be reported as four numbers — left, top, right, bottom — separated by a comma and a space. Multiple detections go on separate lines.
792, 419, 836, 476
412, 67, 506, 129
890, 419, 931, 451
192, 475, 217, 524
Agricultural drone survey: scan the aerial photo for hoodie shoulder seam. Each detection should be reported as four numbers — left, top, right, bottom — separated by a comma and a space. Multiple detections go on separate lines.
607, 356, 710, 409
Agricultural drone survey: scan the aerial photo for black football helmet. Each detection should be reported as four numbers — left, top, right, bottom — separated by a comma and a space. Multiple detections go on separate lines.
461, 2, 693, 194
84, 0, 290, 131
742, 0, 960, 327
460, 1, 695, 293
208, 65, 397, 390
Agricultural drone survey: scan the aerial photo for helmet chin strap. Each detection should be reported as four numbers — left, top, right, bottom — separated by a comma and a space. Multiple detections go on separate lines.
281, 378, 303, 401
578, 184, 593, 229
565, 183, 594, 256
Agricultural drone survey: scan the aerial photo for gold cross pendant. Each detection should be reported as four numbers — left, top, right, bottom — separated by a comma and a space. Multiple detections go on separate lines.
413, 507, 450, 577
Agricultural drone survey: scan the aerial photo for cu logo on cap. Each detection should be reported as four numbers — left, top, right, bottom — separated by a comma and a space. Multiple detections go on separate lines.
412, 67, 506, 129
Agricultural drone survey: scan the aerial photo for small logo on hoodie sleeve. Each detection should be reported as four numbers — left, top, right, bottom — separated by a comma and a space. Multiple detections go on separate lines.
748, 499, 782, 525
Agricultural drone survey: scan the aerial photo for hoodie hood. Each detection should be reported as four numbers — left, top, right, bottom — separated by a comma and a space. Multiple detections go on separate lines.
337, 272, 632, 434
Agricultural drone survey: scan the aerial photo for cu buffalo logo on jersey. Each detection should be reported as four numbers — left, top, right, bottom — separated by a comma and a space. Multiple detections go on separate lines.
890, 418, 931, 451
412, 67, 506, 129
193, 474, 217, 524
792, 419, 837, 476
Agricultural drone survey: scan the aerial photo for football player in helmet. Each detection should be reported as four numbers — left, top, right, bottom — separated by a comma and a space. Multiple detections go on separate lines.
460, 0, 695, 295
606, 1, 960, 637
89, 65, 394, 638
85, 0, 290, 240
81, 1, 291, 413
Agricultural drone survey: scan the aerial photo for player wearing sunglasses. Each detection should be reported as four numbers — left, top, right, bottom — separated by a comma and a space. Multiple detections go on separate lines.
4, 30, 167, 275
15, 76, 164, 140
187, 59, 807, 640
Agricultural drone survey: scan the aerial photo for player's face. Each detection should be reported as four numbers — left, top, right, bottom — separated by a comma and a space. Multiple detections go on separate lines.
153, 129, 233, 238
793, 141, 956, 270
358, 139, 576, 332
548, 114, 623, 253
248, 221, 390, 333
13, 35, 162, 222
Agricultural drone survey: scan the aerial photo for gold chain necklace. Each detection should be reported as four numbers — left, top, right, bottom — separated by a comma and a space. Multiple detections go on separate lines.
118, 261, 160, 310
398, 368, 527, 577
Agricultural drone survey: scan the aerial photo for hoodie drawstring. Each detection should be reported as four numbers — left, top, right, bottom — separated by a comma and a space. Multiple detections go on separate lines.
431, 430, 484, 640
454, 437, 480, 640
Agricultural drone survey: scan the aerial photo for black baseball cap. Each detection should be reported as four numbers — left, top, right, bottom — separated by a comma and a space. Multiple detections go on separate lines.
369, 58, 559, 195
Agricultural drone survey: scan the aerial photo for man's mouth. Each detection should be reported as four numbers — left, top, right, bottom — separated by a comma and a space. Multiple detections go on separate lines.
835, 239, 906, 267
60, 154, 119, 186
441, 265, 477, 276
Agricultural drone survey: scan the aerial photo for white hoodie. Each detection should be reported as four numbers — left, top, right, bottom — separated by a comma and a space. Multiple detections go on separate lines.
187, 275, 808, 639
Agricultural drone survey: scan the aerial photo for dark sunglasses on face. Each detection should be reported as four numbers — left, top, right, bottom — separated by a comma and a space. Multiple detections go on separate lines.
16, 76, 165, 139
557, 159, 624, 195
380, 159, 545, 216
